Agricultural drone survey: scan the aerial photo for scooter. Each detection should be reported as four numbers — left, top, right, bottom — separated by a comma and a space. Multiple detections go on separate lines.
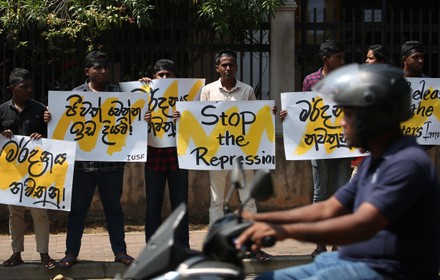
116, 160, 275, 280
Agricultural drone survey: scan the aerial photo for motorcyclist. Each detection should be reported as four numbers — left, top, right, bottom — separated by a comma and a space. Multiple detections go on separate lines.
235, 63, 440, 280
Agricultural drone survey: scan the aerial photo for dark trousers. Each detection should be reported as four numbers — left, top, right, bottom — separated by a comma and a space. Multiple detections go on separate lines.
66, 168, 127, 257
145, 168, 189, 248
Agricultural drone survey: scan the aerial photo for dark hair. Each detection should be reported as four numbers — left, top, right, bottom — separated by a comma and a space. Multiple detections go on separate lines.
154, 59, 175, 73
215, 49, 237, 65
368, 44, 389, 63
85, 51, 110, 68
9, 67, 31, 86
401, 41, 424, 58
319, 39, 344, 58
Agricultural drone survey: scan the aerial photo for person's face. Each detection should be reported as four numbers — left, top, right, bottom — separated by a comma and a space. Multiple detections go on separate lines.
365, 50, 383, 64
403, 52, 424, 73
216, 56, 237, 80
154, 70, 175, 79
341, 107, 360, 148
85, 64, 110, 84
10, 80, 33, 102
325, 52, 345, 72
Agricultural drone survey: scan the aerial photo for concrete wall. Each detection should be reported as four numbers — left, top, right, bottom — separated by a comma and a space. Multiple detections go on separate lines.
0, 136, 313, 225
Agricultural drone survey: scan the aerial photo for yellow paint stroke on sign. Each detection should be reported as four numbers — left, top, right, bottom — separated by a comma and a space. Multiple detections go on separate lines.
186, 80, 204, 101
294, 97, 345, 156
52, 95, 146, 155
177, 105, 274, 160
150, 80, 204, 140
151, 80, 178, 139
401, 85, 440, 136
0, 141, 68, 205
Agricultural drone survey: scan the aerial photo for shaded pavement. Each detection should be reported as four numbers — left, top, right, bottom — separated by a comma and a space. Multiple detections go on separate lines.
0, 230, 315, 280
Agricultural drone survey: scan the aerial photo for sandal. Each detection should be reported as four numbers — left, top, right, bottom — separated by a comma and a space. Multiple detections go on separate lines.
115, 252, 134, 265
3, 255, 24, 267
42, 258, 57, 270
57, 255, 77, 268
248, 250, 271, 262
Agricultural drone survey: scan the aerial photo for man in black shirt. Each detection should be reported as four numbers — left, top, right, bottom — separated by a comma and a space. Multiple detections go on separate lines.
0, 68, 56, 270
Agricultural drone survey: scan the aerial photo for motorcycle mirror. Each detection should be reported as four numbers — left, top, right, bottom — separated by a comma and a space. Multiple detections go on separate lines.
249, 169, 273, 202
230, 157, 245, 189
122, 203, 188, 279
225, 157, 246, 214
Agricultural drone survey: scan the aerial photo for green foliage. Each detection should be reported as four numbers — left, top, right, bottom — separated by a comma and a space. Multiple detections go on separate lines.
0, 0, 281, 52
0, 0, 155, 51
193, 0, 283, 40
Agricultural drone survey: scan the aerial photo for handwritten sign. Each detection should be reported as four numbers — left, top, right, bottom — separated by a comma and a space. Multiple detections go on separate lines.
47, 91, 148, 162
0, 135, 76, 211
120, 79, 205, 147
281, 92, 363, 160
402, 77, 440, 145
176, 100, 275, 170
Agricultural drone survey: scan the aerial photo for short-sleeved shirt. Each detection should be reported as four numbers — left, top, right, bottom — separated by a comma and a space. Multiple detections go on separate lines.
0, 98, 47, 136
335, 136, 440, 279
72, 80, 125, 172
200, 78, 256, 101
302, 68, 324, 91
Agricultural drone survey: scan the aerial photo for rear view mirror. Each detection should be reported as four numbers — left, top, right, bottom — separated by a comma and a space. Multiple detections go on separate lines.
249, 169, 273, 202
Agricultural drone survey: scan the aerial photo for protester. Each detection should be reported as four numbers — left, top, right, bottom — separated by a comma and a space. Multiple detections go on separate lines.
199, 49, 271, 261
364, 44, 389, 64
55, 51, 134, 268
0, 68, 56, 270
236, 63, 440, 280
401, 40, 429, 77
401, 40, 435, 155
140, 59, 190, 248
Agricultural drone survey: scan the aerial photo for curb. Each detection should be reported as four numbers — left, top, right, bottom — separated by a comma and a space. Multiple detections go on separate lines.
0, 255, 313, 280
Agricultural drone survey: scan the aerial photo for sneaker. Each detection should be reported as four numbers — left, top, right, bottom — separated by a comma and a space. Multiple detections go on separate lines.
248, 250, 271, 261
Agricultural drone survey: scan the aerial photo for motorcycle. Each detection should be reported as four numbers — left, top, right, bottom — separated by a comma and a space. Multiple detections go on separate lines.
117, 160, 275, 280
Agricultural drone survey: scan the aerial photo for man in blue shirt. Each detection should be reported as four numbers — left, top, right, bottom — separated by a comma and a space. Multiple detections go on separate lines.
236, 63, 440, 279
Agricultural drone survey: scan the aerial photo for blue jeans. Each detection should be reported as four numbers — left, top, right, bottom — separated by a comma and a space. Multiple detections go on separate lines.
256, 252, 384, 280
145, 168, 189, 248
66, 168, 127, 257
311, 158, 352, 203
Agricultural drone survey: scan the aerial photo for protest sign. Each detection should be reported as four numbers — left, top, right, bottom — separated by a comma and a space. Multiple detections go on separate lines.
0, 135, 76, 211
281, 92, 363, 160
176, 100, 275, 170
120, 78, 205, 147
47, 91, 148, 162
282, 77, 440, 160
402, 77, 440, 145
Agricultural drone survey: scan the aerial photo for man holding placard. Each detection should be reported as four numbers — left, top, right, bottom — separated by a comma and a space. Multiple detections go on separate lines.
200, 49, 271, 261
140, 59, 190, 249
0, 68, 56, 270
57, 51, 134, 268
